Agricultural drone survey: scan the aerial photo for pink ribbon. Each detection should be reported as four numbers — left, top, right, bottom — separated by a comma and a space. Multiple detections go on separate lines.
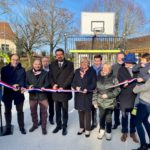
0, 78, 137, 93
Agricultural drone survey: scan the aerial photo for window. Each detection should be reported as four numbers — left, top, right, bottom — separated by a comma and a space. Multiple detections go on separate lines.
1, 44, 9, 51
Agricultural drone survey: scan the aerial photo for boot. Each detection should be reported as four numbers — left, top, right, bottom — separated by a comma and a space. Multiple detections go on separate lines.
130, 133, 139, 143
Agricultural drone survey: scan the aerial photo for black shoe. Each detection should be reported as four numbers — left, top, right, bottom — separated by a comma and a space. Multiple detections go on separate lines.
3, 126, 12, 135
62, 128, 67, 136
85, 134, 90, 138
53, 126, 62, 133
42, 128, 47, 135
29, 126, 38, 132
112, 123, 120, 129
20, 128, 26, 134
77, 129, 85, 135
38, 121, 41, 126
85, 131, 90, 138
147, 143, 150, 148
132, 144, 148, 150
49, 119, 54, 125
91, 124, 97, 130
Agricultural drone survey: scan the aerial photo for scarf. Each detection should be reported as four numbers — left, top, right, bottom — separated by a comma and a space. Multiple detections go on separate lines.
33, 69, 42, 76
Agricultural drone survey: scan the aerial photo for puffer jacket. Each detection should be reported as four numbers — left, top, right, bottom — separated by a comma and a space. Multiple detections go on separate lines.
92, 72, 120, 109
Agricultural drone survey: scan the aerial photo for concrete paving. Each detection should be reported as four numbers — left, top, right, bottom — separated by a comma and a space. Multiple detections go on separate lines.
0, 92, 148, 150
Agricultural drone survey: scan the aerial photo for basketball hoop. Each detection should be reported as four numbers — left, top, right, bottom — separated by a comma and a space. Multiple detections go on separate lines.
93, 27, 104, 36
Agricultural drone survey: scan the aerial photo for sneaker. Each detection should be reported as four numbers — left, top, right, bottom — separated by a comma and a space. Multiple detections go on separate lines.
105, 132, 112, 141
97, 129, 105, 139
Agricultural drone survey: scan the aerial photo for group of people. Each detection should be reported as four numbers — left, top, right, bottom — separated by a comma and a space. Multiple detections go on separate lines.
0, 48, 150, 150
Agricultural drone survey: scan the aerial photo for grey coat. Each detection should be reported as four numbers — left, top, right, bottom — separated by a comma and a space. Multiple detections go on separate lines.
132, 62, 150, 81
133, 78, 150, 105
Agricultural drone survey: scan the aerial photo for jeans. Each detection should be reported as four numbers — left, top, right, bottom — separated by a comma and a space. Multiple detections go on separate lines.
99, 108, 113, 133
135, 103, 150, 145
121, 108, 136, 133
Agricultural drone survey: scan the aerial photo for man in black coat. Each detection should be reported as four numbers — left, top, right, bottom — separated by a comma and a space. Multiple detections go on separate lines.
41, 57, 54, 125
112, 52, 125, 129
118, 53, 138, 143
1, 54, 26, 135
50, 48, 74, 136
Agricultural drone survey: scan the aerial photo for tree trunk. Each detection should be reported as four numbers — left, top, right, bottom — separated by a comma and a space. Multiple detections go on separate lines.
26, 51, 32, 68
50, 43, 54, 57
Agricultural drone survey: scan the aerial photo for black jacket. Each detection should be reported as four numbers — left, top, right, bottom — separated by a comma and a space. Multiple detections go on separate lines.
118, 66, 138, 111
49, 59, 74, 102
26, 69, 49, 100
72, 67, 96, 112
1, 63, 25, 105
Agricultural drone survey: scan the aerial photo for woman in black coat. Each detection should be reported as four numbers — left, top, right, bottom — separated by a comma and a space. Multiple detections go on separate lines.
118, 53, 139, 143
72, 57, 96, 137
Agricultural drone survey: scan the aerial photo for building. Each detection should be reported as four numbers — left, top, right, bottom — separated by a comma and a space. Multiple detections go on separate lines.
0, 22, 16, 54
126, 35, 150, 55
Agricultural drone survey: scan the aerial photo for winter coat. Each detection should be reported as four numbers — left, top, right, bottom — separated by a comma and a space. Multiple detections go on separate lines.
26, 69, 49, 101
72, 67, 96, 112
92, 72, 120, 109
133, 78, 150, 105
132, 62, 150, 81
49, 59, 74, 102
1, 63, 25, 105
118, 66, 138, 111
112, 63, 123, 78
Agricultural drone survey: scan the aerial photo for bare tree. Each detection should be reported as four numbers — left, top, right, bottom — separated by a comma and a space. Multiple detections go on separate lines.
14, 8, 45, 67
31, 0, 76, 56
84, 0, 145, 37
0, 0, 17, 15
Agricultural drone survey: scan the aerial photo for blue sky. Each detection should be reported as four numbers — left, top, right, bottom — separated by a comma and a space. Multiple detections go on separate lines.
1, 0, 150, 27
61, 0, 150, 21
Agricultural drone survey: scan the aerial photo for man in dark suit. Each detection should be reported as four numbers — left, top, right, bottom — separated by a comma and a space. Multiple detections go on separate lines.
49, 48, 74, 136
42, 57, 54, 125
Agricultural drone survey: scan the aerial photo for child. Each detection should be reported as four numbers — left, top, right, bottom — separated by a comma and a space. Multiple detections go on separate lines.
92, 64, 120, 140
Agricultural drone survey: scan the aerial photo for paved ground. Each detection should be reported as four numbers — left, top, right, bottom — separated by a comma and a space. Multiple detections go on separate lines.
0, 92, 148, 150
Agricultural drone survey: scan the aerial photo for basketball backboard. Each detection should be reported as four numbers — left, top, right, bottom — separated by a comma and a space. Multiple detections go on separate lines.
81, 12, 115, 35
